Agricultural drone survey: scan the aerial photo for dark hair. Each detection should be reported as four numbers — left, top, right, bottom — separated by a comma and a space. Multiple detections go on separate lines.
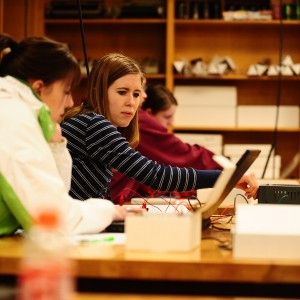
64, 53, 144, 148
0, 33, 80, 89
142, 84, 178, 114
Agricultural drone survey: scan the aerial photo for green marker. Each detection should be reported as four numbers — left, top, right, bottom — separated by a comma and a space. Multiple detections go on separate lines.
101, 236, 115, 242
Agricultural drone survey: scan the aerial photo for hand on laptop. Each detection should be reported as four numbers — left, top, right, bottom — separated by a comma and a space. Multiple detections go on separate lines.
235, 172, 259, 199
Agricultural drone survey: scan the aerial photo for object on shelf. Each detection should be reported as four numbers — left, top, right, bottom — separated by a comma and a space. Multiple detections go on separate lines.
247, 64, 268, 76
173, 60, 186, 74
139, 57, 160, 74
265, 64, 295, 76
207, 55, 235, 75
175, 0, 222, 20
280, 65, 294, 76
174, 55, 236, 76
173, 57, 191, 75
267, 65, 279, 76
222, 9, 272, 20
282, 54, 294, 66
222, 0, 272, 21
118, 1, 165, 19
256, 64, 268, 76
45, 0, 105, 19
190, 58, 207, 75
45, 0, 165, 19
291, 64, 300, 75
248, 58, 281, 77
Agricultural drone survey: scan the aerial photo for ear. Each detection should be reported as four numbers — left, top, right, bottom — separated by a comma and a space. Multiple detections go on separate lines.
30, 80, 45, 96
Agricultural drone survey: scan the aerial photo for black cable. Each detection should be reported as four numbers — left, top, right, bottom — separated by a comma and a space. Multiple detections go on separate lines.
24, 0, 28, 37
76, 0, 90, 77
261, 0, 283, 179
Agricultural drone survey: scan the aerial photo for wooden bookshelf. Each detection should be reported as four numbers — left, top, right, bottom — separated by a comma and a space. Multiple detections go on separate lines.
1, 0, 299, 178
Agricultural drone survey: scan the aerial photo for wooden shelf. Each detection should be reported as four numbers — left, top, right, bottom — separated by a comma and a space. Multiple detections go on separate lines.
173, 126, 300, 133
2, 0, 299, 178
175, 19, 300, 26
45, 18, 166, 24
174, 74, 300, 81
80, 73, 166, 79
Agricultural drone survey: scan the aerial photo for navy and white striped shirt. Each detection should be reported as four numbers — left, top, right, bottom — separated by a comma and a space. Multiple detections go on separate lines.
61, 113, 221, 200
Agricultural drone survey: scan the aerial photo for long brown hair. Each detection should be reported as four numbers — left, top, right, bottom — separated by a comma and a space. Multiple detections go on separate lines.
64, 53, 144, 148
0, 33, 80, 89
142, 84, 178, 115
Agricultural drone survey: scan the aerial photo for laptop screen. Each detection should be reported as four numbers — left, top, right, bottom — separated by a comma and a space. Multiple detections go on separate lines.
200, 149, 261, 221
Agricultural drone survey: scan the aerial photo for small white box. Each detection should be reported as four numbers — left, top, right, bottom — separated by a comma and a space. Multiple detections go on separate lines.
174, 86, 237, 107
233, 204, 300, 260
174, 106, 236, 127
222, 144, 283, 178
237, 106, 299, 128
229, 154, 281, 169
175, 133, 223, 146
125, 210, 201, 252
175, 133, 223, 154
223, 144, 272, 157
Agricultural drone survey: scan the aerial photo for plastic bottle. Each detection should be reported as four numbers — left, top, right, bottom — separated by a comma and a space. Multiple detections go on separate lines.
285, 3, 292, 20
296, 0, 300, 19
17, 210, 74, 300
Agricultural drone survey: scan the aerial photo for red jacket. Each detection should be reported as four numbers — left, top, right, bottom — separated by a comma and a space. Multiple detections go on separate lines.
110, 109, 221, 203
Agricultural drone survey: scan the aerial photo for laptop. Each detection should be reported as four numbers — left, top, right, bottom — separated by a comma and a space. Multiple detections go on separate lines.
106, 149, 261, 232
199, 149, 261, 229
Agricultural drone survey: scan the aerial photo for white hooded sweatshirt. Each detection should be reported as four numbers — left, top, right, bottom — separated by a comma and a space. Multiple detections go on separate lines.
0, 76, 116, 236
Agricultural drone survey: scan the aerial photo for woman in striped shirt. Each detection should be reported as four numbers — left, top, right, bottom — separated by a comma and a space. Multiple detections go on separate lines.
61, 53, 258, 202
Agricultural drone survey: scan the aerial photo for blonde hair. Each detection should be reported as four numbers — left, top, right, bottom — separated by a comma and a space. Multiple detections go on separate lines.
64, 53, 144, 148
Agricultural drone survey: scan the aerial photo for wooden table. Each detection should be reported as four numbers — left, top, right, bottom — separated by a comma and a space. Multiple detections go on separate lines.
1, 228, 300, 298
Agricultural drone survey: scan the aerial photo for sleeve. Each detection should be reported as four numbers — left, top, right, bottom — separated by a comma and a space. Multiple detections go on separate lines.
110, 170, 151, 203
0, 101, 115, 235
49, 137, 72, 192
110, 112, 222, 201
84, 115, 221, 193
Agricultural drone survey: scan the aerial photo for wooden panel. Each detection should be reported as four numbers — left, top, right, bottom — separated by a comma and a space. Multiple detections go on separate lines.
237, 80, 300, 106
3, 0, 26, 40
0, 0, 3, 33
26, 0, 45, 36
166, 0, 175, 90
45, 22, 166, 72
2, 0, 45, 39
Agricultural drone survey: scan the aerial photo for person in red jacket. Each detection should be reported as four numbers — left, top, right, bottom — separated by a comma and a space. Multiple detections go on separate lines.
110, 83, 221, 203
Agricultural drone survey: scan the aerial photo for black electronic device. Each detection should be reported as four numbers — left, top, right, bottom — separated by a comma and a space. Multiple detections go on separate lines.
118, 3, 165, 18
258, 184, 300, 204
45, 0, 105, 19
105, 221, 125, 233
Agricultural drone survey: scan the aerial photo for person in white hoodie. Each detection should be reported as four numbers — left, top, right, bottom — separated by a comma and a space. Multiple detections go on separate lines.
0, 34, 130, 236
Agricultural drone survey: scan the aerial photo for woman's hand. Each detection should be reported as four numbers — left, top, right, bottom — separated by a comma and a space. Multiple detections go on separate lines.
235, 172, 259, 199
50, 123, 64, 143
113, 205, 146, 221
